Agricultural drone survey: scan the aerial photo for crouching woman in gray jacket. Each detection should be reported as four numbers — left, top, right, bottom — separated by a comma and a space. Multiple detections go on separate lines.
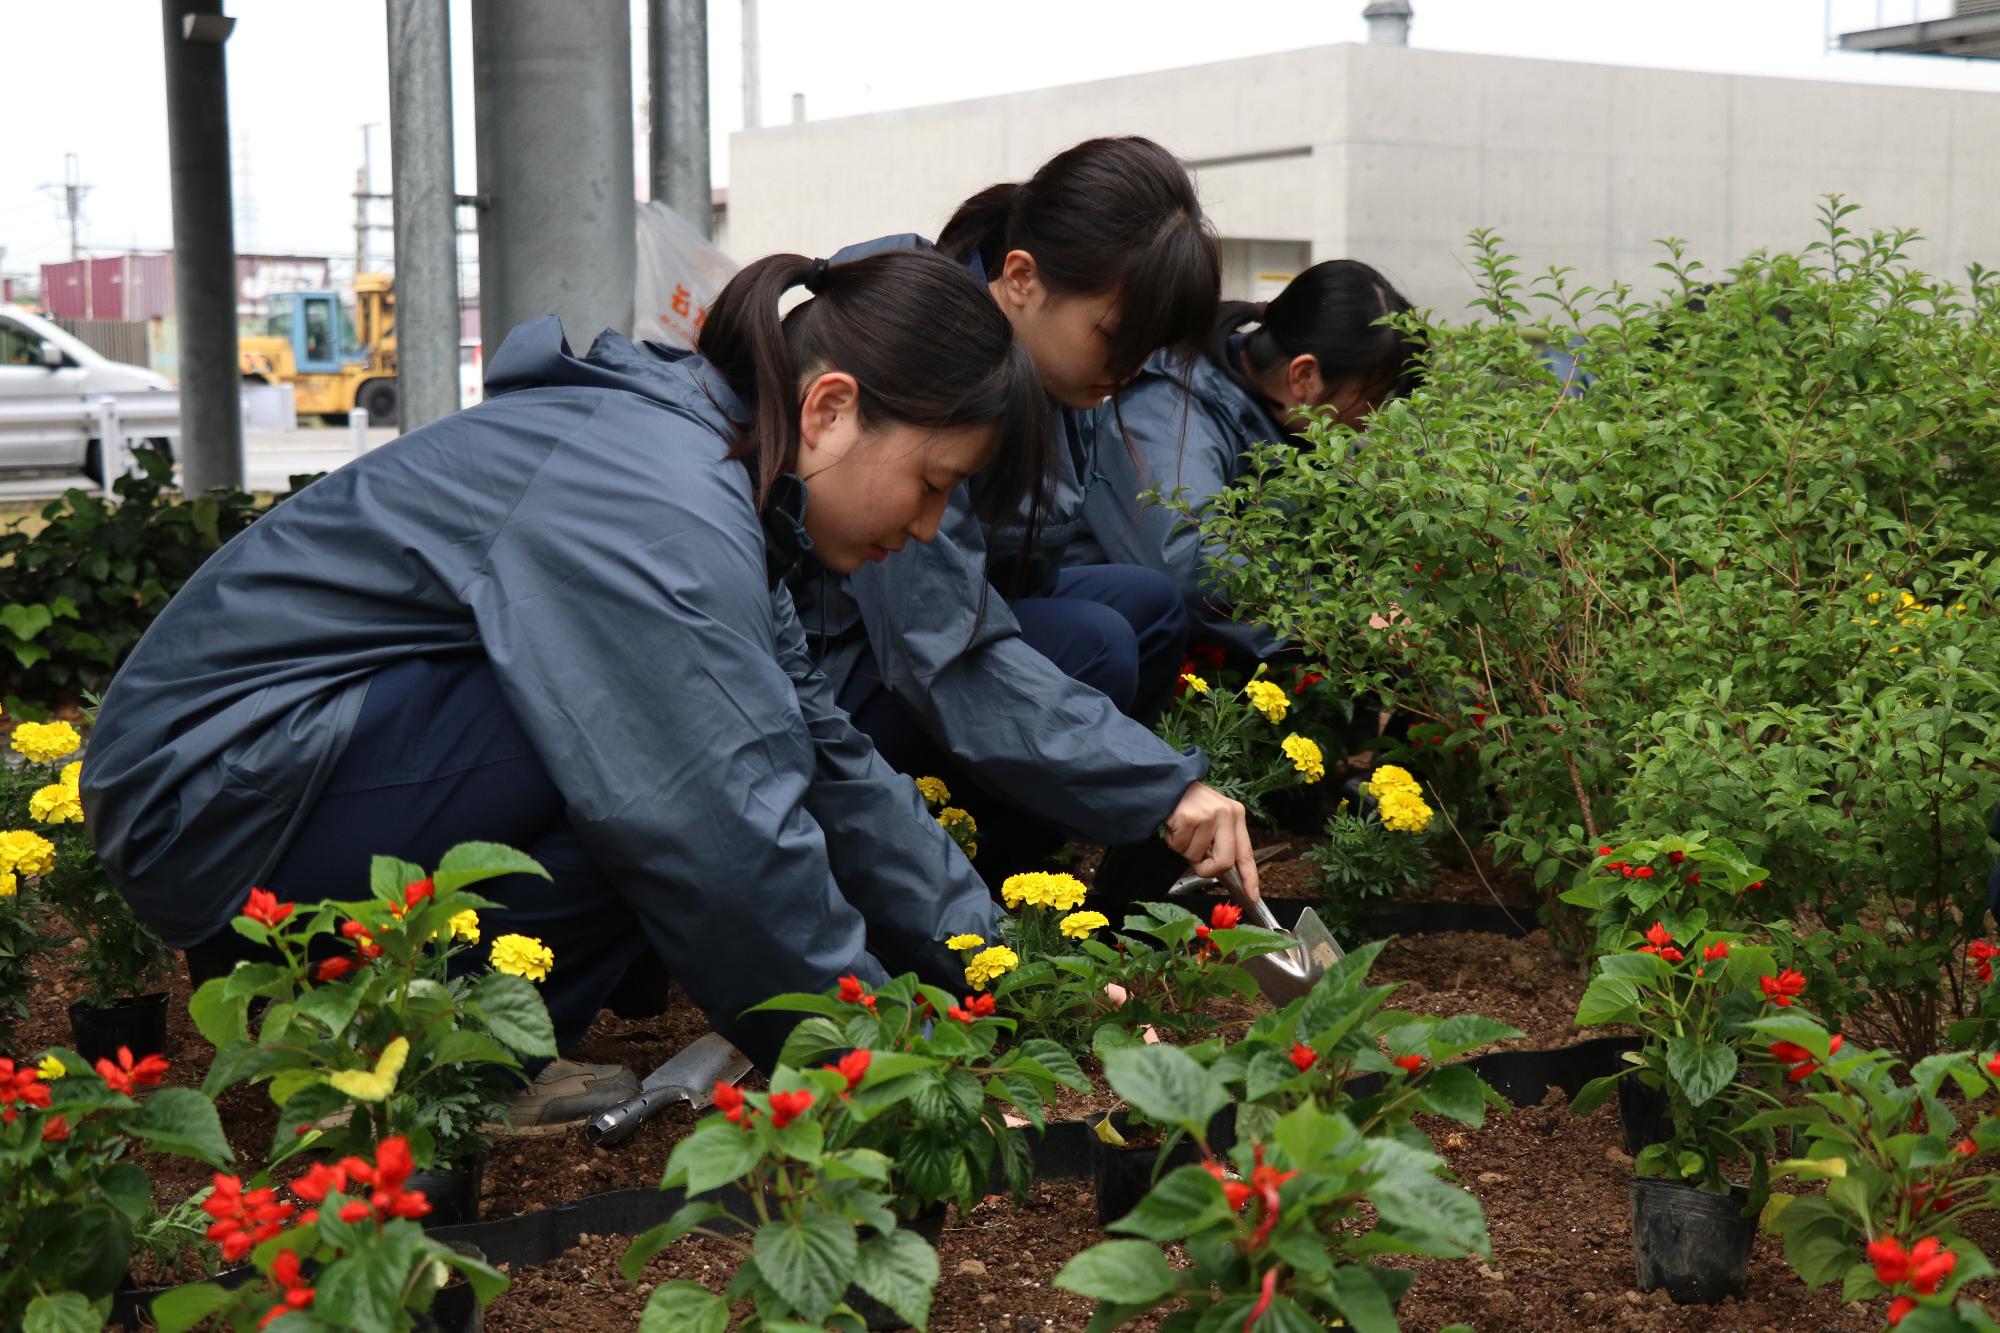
80, 249, 1050, 1110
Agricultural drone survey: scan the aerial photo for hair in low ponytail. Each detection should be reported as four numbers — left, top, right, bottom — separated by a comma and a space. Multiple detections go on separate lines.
1212, 260, 1423, 409
698, 249, 1051, 530
939, 136, 1220, 380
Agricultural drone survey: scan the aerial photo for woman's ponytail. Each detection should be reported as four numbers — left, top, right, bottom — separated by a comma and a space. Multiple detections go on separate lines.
936, 183, 1019, 273
699, 253, 821, 507
1219, 259, 1423, 409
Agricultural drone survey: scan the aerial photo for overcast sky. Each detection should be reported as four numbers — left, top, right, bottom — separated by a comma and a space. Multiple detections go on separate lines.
4, 0, 1999, 278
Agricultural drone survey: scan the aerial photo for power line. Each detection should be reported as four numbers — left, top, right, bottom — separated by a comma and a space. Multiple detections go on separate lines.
37, 153, 92, 260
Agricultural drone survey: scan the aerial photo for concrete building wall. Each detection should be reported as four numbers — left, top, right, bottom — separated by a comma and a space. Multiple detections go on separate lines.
724, 43, 2000, 315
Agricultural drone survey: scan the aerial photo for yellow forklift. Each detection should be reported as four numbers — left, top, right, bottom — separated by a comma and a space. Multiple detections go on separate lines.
239, 274, 399, 425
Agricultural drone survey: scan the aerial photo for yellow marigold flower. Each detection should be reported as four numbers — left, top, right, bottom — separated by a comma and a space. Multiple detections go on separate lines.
915, 775, 952, 806
1, 871, 14, 897
964, 945, 1019, 991
37, 1055, 65, 1081
490, 933, 554, 982
1180, 672, 1210, 695
30, 782, 83, 825
1243, 679, 1289, 724
10, 721, 81, 764
1376, 786, 1434, 834
1002, 871, 1087, 912
937, 807, 976, 833
60, 760, 80, 786
448, 909, 481, 944
945, 933, 986, 951
1060, 910, 1109, 940
1364, 764, 1422, 800
1281, 735, 1325, 784
0, 829, 57, 878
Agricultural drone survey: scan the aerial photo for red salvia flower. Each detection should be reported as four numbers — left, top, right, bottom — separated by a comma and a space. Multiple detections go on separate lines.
1759, 969, 1807, 1007
0, 1059, 54, 1122
1637, 922, 1674, 956
1596, 845, 1615, 858
1703, 940, 1730, 961
836, 974, 877, 1009
768, 1089, 814, 1129
96, 1046, 170, 1095
242, 887, 294, 929
1746, 879, 1767, 892
830, 1049, 871, 1092
1288, 1043, 1316, 1073
1870, 1236, 1912, 1285
1888, 1296, 1917, 1326
1211, 903, 1243, 931
1956, 1138, 1978, 1158
41, 1115, 69, 1143
315, 956, 356, 983
1243, 1265, 1280, 1331
1684, 873, 1701, 885
202, 1173, 297, 1263
1970, 941, 1998, 985
404, 878, 434, 908
1393, 1054, 1424, 1074
1633, 866, 1655, 879
713, 1081, 748, 1125
1907, 1237, 1956, 1295
967, 993, 996, 1017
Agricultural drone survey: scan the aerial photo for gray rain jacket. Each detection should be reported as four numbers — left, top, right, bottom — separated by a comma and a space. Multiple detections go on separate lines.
81, 320, 1001, 1063
787, 237, 1207, 847
1068, 349, 1289, 662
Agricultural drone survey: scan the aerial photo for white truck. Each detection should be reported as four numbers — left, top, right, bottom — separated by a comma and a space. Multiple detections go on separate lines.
0, 303, 178, 482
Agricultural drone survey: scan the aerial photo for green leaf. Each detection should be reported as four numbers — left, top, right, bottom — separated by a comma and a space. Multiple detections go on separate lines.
1053, 1239, 1178, 1304
1329, 1265, 1402, 1333
753, 1213, 858, 1324
433, 842, 550, 893
664, 1121, 764, 1196
1016, 1037, 1090, 1090
1419, 1064, 1501, 1126
428, 1029, 519, 1069
1575, 975, 1639, 1026
98, 1161, 153, 1222
1430, 1013, 1526, 1058
1370, 1165, 1491, 1259
187, 980, 249, 1048
852, 1227, 940, 1331
295, 978, 366, 1038
469, 971, 558, 1058
127, 1087, 234, 1168
370, 856, 432, 903
1569, 1072, 1625, 1117
23, 1292, 103, 1333
910, 1068, 983, 1134
315, 1223, 423, 1328
639, 1281, 729, 1333
1107, 1164, 1231, 1241
1103, 1045, 1226, 1139
1666, 1035, 1738, 1109
148, 1283, 233, 1333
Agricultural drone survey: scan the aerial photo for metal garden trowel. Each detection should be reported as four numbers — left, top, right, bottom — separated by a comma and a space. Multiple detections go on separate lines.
1169, 866, 1342, 1006
584, 1031, 752, 1149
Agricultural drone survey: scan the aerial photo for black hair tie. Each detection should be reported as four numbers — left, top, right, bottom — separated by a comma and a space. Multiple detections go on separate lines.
1254, 300, 1270, 320
802, 257, 830, 295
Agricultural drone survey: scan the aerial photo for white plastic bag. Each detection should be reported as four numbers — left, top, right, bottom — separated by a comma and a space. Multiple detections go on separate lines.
633, 201, 739, 349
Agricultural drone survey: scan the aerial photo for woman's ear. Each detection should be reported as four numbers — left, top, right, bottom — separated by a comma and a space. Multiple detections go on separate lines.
995, 249, 1044, 315
797, 371, 862, 466
1286, 353, 1326, 410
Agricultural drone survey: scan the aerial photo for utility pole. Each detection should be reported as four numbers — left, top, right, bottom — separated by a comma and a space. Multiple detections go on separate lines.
472, 0, 636, 363
648, 0, 712, 238
160, 0, 244, 492
387, 0, 461, 430
355, 122, 381, 277
39, 153, 92, 260
741, 0, 761, 130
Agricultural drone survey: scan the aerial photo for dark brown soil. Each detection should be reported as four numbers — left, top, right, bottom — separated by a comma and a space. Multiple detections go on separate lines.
1376, 926, 1596, 1052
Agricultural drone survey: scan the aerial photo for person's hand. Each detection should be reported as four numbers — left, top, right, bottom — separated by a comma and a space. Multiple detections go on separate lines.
1162, 781, 1259, 900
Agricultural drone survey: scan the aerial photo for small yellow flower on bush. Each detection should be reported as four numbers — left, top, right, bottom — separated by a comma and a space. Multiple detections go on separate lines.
945, 933, 986, 951
491, 934, 554, 982
1, 871, 15, 898
9, 721, 81, 764
964, 945, 1019, 991
30, 781, 82, 824
1180, 672, 1210, 695
915, 775, 951, 805
0, 829, 57, 878
1281, 735, 1325, 784
448, 909, 481, 943
1000, 871, 1088, 912
36, 1055, 65, 1081
1059, 910, 1109, 940
1243, 679, 1289, 724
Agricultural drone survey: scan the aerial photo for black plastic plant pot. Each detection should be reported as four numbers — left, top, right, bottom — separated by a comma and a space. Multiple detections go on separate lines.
1086, 1111, 1205, 1226
418, 1242, 489, 1333
845, 1206, 947, 1331
410, 1152, 488, 1228
67, 991, 169, 1065
1618, 1076, 1672, 1155
1629, 1177, 1755, 1304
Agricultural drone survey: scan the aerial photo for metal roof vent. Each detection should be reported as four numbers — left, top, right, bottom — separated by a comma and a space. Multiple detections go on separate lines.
1363, 0, 1413, 45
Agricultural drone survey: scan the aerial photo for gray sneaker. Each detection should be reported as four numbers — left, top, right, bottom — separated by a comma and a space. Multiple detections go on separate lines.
489, 1059, 639, 1137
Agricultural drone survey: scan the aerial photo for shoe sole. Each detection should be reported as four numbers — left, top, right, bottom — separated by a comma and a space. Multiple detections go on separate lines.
478, 1116, 596, 1139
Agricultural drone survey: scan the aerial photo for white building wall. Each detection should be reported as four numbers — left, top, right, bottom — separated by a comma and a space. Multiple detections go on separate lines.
725, 43, 2000, 315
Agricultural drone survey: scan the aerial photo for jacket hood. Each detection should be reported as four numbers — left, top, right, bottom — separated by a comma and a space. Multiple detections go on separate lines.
484, 316, 746, 435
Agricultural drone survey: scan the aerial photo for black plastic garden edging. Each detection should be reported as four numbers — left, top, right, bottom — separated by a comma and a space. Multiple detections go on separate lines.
109, 1035, 1637, 1322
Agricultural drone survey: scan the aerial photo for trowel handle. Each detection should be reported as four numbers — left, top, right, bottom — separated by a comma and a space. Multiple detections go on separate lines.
584, 1085, 683, 1150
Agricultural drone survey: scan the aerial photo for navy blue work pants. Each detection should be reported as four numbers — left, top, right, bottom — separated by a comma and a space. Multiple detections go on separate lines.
185, 654, 658, 1060
838, 563, 1187, 884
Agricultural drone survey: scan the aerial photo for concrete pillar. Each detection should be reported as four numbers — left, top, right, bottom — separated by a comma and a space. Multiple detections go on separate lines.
649, 0, 713, 240
472, 0, 637, 364
387, 0, 462, 430
159, 0, 243, 492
